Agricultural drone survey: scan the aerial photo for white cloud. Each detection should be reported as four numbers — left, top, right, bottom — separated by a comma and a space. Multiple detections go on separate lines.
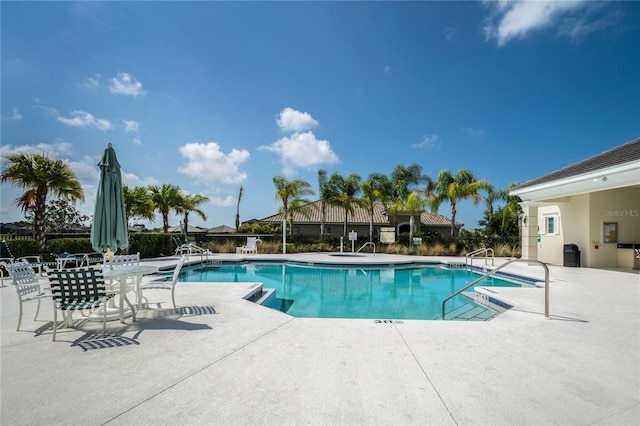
56, 110, 112, 130
178, 142, 250, 185
80, 73, 102, 89
483, 0, 600, 46
121, 119, 139, 132
412, 134, 441, 149
444, 27, 457, 42
0, 141, 73, 161
121, 171, 158, 188
7, 108, 23, 120
277, 107, 319, 132
132, 136, 141, 145
110, 72, 146, 97
259, 131, 339, 175
209, 195, 235, 207
463, 127, 484, 136
69, 155, 101, 185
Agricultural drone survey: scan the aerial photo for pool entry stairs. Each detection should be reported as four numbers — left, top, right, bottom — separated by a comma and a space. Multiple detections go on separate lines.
441, 293, 500, 321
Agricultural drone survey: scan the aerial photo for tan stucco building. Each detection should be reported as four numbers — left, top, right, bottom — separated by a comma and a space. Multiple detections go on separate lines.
510, 137, 640, 268
258, 200, 461, 240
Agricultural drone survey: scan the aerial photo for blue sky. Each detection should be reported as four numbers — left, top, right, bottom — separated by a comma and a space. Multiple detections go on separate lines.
2, 1, 639, 231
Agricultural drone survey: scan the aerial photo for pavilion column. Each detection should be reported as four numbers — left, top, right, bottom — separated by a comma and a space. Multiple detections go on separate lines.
519, 202, 539, 261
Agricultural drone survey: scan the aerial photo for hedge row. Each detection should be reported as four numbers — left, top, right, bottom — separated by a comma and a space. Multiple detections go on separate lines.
3, 233, 176, 261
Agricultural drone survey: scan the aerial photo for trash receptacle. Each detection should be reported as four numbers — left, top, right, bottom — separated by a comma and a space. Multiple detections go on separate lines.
563, 243, 580, 267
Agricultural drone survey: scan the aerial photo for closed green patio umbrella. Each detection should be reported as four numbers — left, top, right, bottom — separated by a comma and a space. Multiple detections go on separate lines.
90, 143, 128, 253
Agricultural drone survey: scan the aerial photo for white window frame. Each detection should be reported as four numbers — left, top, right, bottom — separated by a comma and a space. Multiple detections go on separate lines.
542, 214, 559, 236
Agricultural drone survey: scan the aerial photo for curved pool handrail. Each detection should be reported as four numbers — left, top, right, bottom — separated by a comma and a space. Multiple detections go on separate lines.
355, 242, 376, 255
442, 259, 549, 320
465, 247, 494, 267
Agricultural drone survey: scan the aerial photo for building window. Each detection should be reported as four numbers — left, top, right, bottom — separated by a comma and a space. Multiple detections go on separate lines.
543, 215, 559, 235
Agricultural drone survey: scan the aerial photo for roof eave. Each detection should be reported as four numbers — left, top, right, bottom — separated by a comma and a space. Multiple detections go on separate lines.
510, 160, 640, 201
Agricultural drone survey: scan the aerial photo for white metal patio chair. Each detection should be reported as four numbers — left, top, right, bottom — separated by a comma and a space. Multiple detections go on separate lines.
1, 257, 15, 287
137, 256, 186, 309
3, 261, 52, 331
103, 252, 141, 304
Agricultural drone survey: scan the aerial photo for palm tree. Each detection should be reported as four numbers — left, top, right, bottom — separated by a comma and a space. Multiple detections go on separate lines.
288, 199, 315, 235
149, 183, 182, 233
235, 185, 244, 230
484, 184, 522, 235
501, 184, 523, 233
178, 193, 210, 239
390, 163, 428, 202
360, 173, 392, 242
1, 153, 84, 255
390, 191, 426, 243
327, 173, 361, 237
272, 176, 314, 253
123, 185, 155, 226
430, 169, 493, 238
318, 170, 328, 241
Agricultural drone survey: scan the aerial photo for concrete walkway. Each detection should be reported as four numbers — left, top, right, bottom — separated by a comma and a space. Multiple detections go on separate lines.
1, 254, 638, 425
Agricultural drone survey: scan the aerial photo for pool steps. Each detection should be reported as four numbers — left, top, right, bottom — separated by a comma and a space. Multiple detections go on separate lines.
442, 290, 513, 321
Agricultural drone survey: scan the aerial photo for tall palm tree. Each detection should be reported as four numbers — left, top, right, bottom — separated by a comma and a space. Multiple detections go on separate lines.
327, 172, 361, 237
288, 199, 315, 235
149, 183, 183, 233
178, 193, 210, 239
235, 185, 244, 230
318, 170, 328, 241
360, 174, 391, 242
485, 184, 523, 234
272, 176, 315, 252
431, 169, 493, 238
390, 163, 428, 202
123, 185, 155, 226
1, 153, 84, 255
390, 191, 426, 243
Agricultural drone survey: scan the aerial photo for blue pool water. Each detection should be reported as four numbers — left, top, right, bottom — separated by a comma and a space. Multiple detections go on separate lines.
180, 263, 529, 320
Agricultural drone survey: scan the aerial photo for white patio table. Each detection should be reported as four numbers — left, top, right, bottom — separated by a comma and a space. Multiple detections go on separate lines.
89, 265, 157, 323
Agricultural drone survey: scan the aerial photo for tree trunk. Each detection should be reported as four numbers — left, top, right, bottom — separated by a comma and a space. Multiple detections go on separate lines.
320, 201, 325, 243
183, 212, 190, 241
163, 213, 169, 233
369, 208, 374, 243
450, 203, 457, 238
343, 210, 348, 237
35, 190, 47, 256
409, 214, 414, 244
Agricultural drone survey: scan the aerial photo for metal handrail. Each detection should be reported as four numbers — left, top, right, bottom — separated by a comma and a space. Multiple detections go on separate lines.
442, 259, 550, 320
465, 247, 494, 266
356, 242, 376, 255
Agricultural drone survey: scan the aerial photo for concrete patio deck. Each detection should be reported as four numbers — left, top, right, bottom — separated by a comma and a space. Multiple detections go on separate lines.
1, 253, 638, 425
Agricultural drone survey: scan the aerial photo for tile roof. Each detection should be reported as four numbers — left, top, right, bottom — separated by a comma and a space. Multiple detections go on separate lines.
259, 200, 461, 227
513, 137, 640, 190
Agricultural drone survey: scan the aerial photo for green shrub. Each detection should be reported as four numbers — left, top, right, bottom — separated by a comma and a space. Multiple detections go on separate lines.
129, 232, 174, 257
1, 239, 40, 258
46, 238, 94, 261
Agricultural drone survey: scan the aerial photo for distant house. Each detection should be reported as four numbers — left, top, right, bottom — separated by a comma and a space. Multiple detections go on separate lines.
510, 137, 640, 268
207, 225, 235, 234
258, 200, 461, 239
167, 224, 208, 234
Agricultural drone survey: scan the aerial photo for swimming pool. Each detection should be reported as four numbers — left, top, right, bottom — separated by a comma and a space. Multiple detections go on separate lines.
179, 262, 531, 320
